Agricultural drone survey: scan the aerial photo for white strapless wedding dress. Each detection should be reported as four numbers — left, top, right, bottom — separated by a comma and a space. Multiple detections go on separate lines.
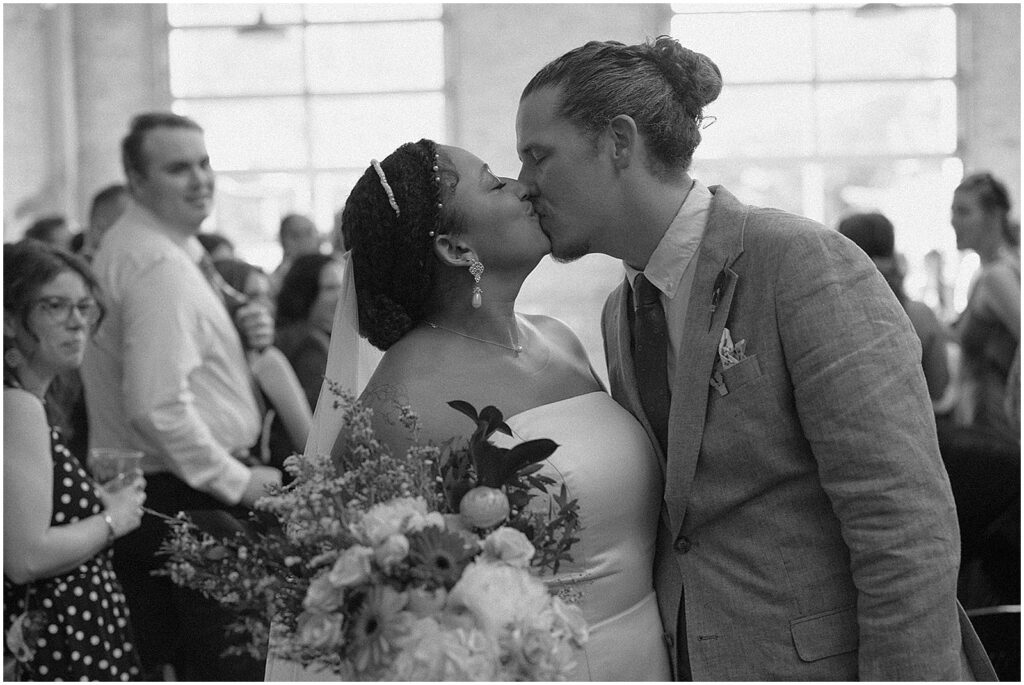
265, 391, 670, 681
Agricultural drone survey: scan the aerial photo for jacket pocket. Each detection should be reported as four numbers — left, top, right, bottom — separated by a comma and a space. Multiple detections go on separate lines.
719, 354, 762, 391
790, 605, 858, 662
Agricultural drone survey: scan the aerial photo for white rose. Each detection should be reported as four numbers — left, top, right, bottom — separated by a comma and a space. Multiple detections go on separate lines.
295, 610, 345, 650
328, 545, 373, 587
360, 497, 428, 545
447, 561, 550, 639
303, 572, 344, 611
374, 533, 410, 570
482, 527, 535, 568
407, 510, 446, 533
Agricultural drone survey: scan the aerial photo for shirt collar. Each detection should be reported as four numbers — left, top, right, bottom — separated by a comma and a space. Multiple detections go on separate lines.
624, 178, 712, 300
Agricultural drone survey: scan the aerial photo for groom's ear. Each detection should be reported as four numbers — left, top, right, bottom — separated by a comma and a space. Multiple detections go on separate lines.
607, 114, 638, 170
433, 234, 477, 268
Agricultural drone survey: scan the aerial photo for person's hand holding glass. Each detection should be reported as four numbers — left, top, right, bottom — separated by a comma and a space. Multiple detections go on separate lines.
87, 447, 147, 537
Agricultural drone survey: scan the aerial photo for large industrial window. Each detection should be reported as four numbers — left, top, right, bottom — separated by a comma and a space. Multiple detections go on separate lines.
671, 3, 967, 316
167, 3, 446, 269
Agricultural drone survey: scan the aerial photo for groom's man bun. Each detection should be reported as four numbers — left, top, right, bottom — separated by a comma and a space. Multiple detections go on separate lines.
521, 36, 722, 179
343, 139, 462, 350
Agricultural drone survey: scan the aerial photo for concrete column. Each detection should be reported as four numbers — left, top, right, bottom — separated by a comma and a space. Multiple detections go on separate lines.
956, 3, 1021, 216
72, 3, 172, 223
3, 4, 75, 236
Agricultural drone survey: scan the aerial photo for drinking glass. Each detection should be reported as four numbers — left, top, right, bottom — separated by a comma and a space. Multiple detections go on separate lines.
87, 448, 144, 491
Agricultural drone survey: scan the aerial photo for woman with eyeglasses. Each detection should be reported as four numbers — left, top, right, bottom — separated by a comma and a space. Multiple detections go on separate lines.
950, 172, 1021, 445
4, 239, 146, 680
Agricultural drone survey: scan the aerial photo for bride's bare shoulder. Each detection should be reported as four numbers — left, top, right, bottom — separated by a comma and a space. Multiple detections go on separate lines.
520, 312, 588, 358
358, 329, 468, 446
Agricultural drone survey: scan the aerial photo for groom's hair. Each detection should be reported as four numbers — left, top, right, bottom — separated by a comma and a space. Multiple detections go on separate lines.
522, 36, 722, 179
343, 139, 464, 351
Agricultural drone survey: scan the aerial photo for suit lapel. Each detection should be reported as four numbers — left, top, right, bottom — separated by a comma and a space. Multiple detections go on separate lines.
664, 187, 747, 537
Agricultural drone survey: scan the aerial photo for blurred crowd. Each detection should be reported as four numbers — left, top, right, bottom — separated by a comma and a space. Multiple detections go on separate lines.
3, 110, 1019, 680
4, 113, 348, 681
836, 173, 1020, 618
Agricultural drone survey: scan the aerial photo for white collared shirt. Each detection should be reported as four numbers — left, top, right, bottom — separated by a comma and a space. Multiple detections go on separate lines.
82, 199, 259, 504
623, 179, 712, 384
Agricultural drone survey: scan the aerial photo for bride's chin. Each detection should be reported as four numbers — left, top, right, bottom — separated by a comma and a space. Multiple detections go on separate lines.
527, 251, 550, 270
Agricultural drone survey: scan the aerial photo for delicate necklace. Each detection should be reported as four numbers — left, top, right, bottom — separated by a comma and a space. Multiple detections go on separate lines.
424, 320, 524, 356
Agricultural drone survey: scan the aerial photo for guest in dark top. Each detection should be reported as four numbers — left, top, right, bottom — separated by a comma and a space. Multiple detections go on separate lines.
196, 231, 235, 261
212, 257, 311, 468
951, 172, 1020, 443
837, 211, 950, 402
949, 173, 1020, 609
275, 253, 345, 410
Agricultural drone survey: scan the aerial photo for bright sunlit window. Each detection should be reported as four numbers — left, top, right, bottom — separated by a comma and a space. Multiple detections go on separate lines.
672, 3, 967, 319
167, 3, 446, 270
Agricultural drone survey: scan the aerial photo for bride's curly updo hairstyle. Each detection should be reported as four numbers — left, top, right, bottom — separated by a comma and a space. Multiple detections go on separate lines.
342, 138, 462, 350
522, 35, 722, 179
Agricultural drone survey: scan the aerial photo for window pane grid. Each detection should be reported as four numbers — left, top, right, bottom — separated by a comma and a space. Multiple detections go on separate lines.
168, 4, 442, 27
671, 2, 959, 302
168, 4, 445, 268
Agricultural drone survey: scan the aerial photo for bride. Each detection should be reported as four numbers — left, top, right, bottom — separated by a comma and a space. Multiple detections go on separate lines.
266, 139, 671, 680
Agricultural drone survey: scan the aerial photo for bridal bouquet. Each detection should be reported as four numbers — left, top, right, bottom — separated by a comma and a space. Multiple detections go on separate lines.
160, 384, 586, 680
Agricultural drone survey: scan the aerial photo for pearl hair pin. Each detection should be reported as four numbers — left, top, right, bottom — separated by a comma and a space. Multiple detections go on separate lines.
371, 159, 400, 217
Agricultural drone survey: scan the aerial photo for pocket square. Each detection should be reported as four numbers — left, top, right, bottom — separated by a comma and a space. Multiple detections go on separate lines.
718, 327, 747, 370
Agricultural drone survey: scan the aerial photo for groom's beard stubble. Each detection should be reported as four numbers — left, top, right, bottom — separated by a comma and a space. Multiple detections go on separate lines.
542, 224, 590, 264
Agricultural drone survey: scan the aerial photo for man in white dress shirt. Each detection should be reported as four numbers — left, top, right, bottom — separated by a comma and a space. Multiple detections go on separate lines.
82, 112, 281, 680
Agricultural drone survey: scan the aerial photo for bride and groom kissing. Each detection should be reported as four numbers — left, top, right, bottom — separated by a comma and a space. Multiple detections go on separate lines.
273, 36, 995, 681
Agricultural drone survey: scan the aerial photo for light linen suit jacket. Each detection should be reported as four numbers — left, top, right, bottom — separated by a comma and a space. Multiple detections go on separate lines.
601, 186, 995, 681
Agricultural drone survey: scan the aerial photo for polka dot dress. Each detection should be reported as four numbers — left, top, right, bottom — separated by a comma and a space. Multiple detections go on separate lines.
4, 426, 142, 681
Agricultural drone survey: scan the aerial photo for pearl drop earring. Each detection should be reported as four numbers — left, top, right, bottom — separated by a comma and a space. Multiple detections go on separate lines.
469, 259, 484, 309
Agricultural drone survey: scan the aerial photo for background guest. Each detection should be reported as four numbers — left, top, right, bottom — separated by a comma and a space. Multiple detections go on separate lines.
24, 214, 73, 251
950, 171, 1020, 444
213, 257, 311, 470
43, 186, 130, 461
837, 211, 951, 403
81, 112, 280, 680
946, 171, 1020, 611
196, 231, 234, 261
80, 184, 129, 261
4, 239, 146, 681
274, 252, 345, 410
269, 213, 321, 296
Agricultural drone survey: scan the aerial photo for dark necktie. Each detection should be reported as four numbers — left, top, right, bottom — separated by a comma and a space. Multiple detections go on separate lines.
197, 254, 247, 310
632, 273, 671, 454
197, 253, 268, 448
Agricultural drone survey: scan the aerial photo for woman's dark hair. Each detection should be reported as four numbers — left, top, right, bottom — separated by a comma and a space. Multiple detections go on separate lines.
25, 215, 69, 244
213, 257, 264, 321
197, 232, 234, 257
521, 35, 722, 178
276, 253, 335, 328
837, 211, 906, 303
956, 172, 1017, 247
837, 212, 895, 260
4, 239, 104, 346
342, 138, 463, 350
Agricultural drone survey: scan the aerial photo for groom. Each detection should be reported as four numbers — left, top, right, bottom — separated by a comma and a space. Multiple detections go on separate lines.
516, 37, 996, 680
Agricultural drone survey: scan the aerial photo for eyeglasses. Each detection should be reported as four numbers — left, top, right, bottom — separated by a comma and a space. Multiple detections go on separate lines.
31, 296, 103, 327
